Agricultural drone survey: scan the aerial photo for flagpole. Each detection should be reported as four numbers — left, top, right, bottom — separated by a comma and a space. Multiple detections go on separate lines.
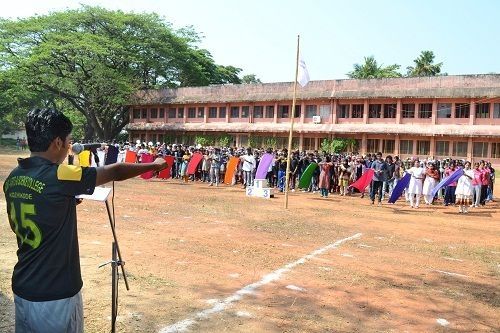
284, 35, 300, 209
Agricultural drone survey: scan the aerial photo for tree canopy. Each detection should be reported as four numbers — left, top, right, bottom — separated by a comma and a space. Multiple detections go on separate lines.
241, 74, 262, 84
0, 6, 244, 140
406, 50, 443, 77
347, 56, 402, 79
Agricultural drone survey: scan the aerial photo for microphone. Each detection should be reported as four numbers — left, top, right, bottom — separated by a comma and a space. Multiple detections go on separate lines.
71, 142, 105, 154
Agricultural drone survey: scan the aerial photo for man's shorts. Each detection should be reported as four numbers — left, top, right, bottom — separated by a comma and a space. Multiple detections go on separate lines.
14, 291, 83, 333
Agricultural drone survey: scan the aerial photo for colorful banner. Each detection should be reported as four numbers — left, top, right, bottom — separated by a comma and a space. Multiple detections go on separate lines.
349, 168, 374, 193
431, 168, 464, 198
388, 173, 411, 203
140, 153, 154, 179
255, 153, 273, 179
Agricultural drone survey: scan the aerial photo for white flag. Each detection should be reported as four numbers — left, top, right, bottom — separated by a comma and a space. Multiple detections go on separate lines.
297, 54, 310, 87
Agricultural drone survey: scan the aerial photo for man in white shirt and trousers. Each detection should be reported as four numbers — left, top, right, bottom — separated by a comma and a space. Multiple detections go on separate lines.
242, 147, 256, 189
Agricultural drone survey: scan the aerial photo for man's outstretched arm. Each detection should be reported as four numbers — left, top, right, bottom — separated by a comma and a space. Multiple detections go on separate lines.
95, 158, 168, 186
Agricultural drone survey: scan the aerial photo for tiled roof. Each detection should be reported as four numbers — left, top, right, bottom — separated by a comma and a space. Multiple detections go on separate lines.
131, 74, 500, 105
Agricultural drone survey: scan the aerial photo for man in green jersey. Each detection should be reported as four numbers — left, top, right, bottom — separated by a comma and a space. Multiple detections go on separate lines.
3, 108, 168, 333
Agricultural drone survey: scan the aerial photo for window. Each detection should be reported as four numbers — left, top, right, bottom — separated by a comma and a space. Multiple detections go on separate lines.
230, 106, 240, 118
219, 107, 226, 118
278, 105, 289, 118
150, 108, 158, 119
208, 107, 217, 118
402, 104, 415, 118
400, 140, 413, 155
319, 105, 331, 119
473, 142, 488, 158
418, 103, 432, 118
453, 141, 468, 156
337, 105, 349, 118
241, 106, 250, 118
492, 142, 500, 158
475, 103, 490, 118
368, 104, 381, 118
494, 104, 500, 118
384, 104, 396, 118
303, 138, 314, 151
417, 140, 430, 155
265, 106, 274, 118
168, 108, 176, 118
437, 103, 452, 118
188, 107, 196, 118
197, 107, 204, 118
435, 141, 449, 156
254, 106, 263, 118
382, 140, 395, 154
177, 107, 184, 118
367, 139, 379, 153
159, 108, 165, 119
306, 105, 317, 118
352, 104, 364, 118
455, 103, 470, 118
133, 109, 140, 119
141, 109, 147, 119
294, 105, 301, 118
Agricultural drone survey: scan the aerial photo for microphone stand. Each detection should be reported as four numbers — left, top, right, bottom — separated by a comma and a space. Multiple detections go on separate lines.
96, 182, 129, 333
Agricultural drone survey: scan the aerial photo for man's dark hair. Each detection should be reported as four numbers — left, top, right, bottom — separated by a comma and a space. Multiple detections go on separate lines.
25, 108, 73, 152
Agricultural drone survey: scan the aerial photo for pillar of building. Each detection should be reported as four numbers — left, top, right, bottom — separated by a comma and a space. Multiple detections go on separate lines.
300, 101, 305, 123
395, 135, 400, 156
467, 137, 473, 161
431, 99, 437, 125
361, 133, 367, 155
299, 133, 304, 151
203, 106, 208, 123
451, 102, 456, 119
235, 134, 240, 147
250, 103, 254, 123
396, 98, 402, 124
469, 99, 475, 125
332, 99, 338, 124
183, 105, 188, 123
273, 102, 278, 124
430, 136, 436, 158
226, 103, 230, 123
363, 99, 369, 124
314, 137, 319, 150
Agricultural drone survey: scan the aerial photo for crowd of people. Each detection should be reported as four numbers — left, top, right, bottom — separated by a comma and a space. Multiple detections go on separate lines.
72, 141, 496, 213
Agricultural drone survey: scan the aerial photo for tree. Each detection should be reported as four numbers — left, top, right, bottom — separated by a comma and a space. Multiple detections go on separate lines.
406, 50, 443, 77
320, 138, 357, 153
241, 74, 262, 84
347, 56, 402, 79
0, 6, 243, 140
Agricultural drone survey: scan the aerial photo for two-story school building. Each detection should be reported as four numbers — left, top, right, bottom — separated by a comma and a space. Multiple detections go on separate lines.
127, 74, 500, 165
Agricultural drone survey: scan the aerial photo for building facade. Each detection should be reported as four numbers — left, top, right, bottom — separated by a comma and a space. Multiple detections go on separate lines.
127, 74, 500, 165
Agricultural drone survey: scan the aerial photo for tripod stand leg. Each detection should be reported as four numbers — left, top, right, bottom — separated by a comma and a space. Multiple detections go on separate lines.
111, 242, 118, 333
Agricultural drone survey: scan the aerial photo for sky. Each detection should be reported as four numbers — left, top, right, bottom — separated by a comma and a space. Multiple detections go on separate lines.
1, 0, 499, 83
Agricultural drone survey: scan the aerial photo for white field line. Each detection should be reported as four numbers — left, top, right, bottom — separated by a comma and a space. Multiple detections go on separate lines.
159, 233, 362, 333
434, 270, 468, 278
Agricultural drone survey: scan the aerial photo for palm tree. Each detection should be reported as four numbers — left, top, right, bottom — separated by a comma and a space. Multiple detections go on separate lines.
347, 56, 402, 79
406, 51, 443, 77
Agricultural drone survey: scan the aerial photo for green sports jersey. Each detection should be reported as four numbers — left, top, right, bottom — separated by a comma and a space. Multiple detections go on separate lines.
3, 156, 96, 301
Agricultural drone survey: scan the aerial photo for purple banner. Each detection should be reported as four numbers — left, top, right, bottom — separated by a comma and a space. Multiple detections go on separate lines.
255, 153, 273, 179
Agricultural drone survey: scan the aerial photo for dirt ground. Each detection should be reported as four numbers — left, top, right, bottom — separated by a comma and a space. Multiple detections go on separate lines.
0, 149, 499, 333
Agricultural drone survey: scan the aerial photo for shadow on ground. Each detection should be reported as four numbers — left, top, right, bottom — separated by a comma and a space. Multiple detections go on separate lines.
0, 291, 14, 333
